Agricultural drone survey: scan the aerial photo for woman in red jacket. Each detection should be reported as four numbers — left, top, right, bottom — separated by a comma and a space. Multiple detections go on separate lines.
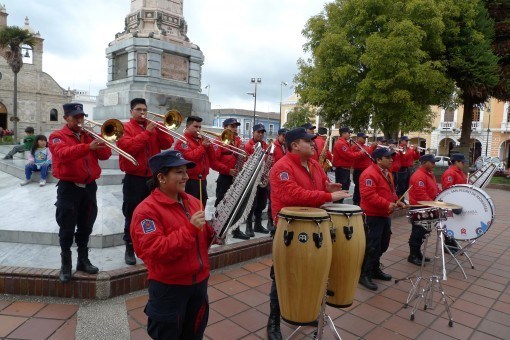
131, 150, 215, 340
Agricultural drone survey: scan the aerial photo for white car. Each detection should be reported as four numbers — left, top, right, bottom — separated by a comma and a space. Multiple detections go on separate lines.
475, 156, 506, 171
434, 156, 450, 167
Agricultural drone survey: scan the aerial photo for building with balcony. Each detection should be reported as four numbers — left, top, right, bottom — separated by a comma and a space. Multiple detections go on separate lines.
210, 108, 280, 141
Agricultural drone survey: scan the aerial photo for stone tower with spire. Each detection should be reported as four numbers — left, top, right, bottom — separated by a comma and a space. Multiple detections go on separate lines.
94, 0, 210, 122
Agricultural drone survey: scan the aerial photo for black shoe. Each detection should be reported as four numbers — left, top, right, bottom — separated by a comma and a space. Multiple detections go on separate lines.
3, 155, 12, 159
59, 251, 72, 283
245, 219, 255, 238
232, 228, 250, 240
254, 218, 269, 234
267, 303, 282, 340
372, 267, 392, 281
407, 254, 423, 266
417, 253, 431, 262
76, 247, 99, 274
359, 275, 378, 291
267, 218, 275, 232
125, 242, 136, 265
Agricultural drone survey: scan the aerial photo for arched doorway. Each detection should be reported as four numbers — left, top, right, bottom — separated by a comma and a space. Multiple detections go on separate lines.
498, 139, 510, 169
0, 102, 7, 129
470, 138, 482, 164
438, 137, 456, 156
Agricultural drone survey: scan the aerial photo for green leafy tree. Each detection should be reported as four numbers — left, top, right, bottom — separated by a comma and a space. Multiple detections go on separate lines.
0, 26, 35, 141
284, 106, 316, 129
295, 0, 454, 137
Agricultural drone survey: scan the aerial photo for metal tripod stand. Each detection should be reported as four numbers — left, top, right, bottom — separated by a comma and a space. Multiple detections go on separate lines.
286, 288, 342, 340
395, 217, 455, 327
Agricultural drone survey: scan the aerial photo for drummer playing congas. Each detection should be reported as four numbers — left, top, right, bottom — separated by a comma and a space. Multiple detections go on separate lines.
268, 127, 351, 340
359, 148, 405, 291
408, 154, 440, 265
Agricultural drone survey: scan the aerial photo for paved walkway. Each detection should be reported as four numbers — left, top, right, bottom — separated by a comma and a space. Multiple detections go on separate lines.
0, 188, 509, 339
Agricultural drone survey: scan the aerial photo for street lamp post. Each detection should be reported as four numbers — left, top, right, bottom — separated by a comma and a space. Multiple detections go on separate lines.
280, 81, 288, 128
249, 78, 261, 127
485, 110, 492, 156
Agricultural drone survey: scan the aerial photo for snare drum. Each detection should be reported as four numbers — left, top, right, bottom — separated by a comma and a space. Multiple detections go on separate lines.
273, 207, 332, 325
407, 208, 448, 232
435, 184, 495, 241
322, 203, 365, 308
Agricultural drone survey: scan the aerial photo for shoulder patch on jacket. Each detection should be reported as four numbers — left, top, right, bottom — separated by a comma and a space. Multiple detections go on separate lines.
418, 180, 424, 187
342, 146, 348, 151
181, 142, 188, 149
447, 176, 453, 183
365, 178, 373, 187
51, 137, 61, 144
279, 172, 289, 181
141, 219, 156, 234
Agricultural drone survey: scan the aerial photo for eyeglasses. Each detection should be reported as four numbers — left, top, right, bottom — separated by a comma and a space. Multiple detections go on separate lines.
133, 108, 148, 113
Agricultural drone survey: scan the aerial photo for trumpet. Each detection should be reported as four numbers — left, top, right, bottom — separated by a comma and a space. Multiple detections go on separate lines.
378, 145, 405, 152
200, 129, 247, 157
410, 145, 428, 152
80, 118, 139, 166
142, 109, 187, 143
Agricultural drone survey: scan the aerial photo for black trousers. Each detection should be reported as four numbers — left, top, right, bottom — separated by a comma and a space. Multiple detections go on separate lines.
335, 167, 350, 203
55, 180, 98, 251
214, 174, 233, 207
352, 169, 363, 206
362, 216, 392, 273
145, 279, 209, 340
267, 184, 273, 224
185, 179, 208, 207
409, 222, 430, 251
122, 174, 151, 243
248, 186, 268, 220
397, 167, 412, 198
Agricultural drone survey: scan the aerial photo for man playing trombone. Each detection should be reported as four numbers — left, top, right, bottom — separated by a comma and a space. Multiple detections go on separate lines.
117, 98, 174, 265
49, 103, 112, 283
175, 116, 216, 206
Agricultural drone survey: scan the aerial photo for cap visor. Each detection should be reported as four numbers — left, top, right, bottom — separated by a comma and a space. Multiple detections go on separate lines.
170, 159, 196, 169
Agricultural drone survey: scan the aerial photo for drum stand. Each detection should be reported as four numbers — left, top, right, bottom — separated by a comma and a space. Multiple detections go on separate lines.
395, 220, 455, 327
286, 288, 342, 340
444, 237, 475, 278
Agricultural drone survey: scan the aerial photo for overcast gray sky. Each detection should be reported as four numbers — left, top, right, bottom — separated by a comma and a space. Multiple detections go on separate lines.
7, 1, 326, 112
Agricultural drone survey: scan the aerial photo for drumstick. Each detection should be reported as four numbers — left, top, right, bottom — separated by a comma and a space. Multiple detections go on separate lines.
397, 185, 412, 203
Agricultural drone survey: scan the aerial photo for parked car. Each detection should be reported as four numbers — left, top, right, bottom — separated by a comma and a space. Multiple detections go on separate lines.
474, 156, 506, 171
434, 156, 450, 167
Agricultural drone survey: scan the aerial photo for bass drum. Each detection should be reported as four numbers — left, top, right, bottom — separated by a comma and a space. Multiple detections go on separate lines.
273, 207, 332, 325
435, 184, 495, 241
322, 203, 365, 308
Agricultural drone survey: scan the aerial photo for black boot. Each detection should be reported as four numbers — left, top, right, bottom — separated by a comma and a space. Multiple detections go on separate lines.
232, 227, 250, 240
267, 302, 282, 340
59, 251, 72, 283
254, 217, 269, 234
267, 217, 274, 232
408, 247, 424, 266
245, 217, 255, 237
359, 261, 378, 290
76, 247, 99, 274
372, 264, 392, 281
125, 242, 136, 265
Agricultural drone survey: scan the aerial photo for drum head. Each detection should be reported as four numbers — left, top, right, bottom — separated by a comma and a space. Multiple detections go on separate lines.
278, 207, 329, 219
436, 184, 495, 241
322, 203, 363, 214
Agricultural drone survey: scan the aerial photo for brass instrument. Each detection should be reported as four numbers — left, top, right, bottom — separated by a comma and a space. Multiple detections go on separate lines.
318, 133, 332, 172
143, 109, 187, 142
349, 138, 375, 162
378, 145, 405, 152
200, 129, 247, 157
80, 118, 139, 166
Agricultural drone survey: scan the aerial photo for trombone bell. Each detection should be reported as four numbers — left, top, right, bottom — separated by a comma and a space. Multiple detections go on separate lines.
101, 119, 125, 142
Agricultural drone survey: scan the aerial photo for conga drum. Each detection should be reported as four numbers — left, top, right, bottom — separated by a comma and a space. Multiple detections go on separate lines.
322, 203, 365, 308
273, 207, 332, 325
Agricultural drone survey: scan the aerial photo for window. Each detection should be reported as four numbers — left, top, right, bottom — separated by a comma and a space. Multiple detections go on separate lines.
50, 109, 58, 122
245, 122, 250, 134
269, 124, 274, 135
472, 107, 480, 122
444, 108, 454, 122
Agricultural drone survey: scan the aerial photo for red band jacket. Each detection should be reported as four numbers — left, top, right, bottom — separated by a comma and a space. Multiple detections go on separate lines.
49, 125, 112, 184
360, 164, 398, 217
352, 143, 373, 170
441, 165, 467, 190
117, 119, 174, 177
409, 167, 440, 204
314, 135, 333, 164
400, 147, 420, 168
130, 190, 215, 285
333, 138, 361, 168
272, 139, 287, 164
244, 138, 268, 156
390, 151, 401, 173
211, 135, 243, 175
174, 131, 216, 180
269, 152, 332, 222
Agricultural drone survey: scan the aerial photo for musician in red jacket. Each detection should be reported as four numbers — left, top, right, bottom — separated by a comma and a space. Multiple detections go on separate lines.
49, 103, 112, 283
131, 150, 215, 340
267, 127, 350, 340
175, 116, 216, 206
333, 127, 361, 202
272, 128, 288, 164
212, 118, 249, 239
359, 148, 405, 291
351, 132, 372, 206
301, 122, 319, 161
315, 127, 333, 169
441, 153, 467, 190
244, 123, 269, 237
408, 154, 440, 265
388, 139, 401, 180
369, 136, 387, 153
117, 98, 174, 265
397, 136, 420, 200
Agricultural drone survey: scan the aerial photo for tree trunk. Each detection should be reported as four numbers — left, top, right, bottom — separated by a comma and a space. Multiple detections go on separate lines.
13, 71, 18, 142
456, 94, 475, 166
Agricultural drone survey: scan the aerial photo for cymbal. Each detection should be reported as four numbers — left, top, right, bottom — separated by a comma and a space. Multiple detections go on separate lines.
417, 201, 463, 210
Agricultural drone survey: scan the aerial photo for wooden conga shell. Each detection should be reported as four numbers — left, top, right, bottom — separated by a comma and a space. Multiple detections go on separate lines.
322, 203, 365, 308
273, 207, 332, 325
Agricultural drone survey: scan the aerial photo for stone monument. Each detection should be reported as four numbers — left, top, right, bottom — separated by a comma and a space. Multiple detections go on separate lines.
94, 0, 210, 123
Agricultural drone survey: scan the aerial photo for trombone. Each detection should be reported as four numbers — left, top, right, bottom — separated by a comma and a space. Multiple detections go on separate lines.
200, 129, 247, 157
143, 109, 187, 143
80, 118, 139, 166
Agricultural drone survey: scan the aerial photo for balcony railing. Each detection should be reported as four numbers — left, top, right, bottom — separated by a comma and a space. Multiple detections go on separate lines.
439, 121, 457, 130
471, 121, 481, 131
501, 122, 510, 131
